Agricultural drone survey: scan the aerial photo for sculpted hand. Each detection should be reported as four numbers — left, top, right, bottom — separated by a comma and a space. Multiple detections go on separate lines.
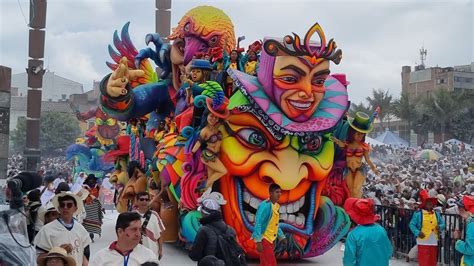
256, 242, 263, 253
106, 57, 144, 97
418, 232, 425, 239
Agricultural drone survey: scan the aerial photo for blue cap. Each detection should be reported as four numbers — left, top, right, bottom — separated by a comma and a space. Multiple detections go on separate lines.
190, 59, 212, 70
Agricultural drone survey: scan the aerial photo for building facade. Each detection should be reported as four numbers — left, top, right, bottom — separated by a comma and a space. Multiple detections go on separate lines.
401, 62, 474, 102
11, 71, 84, 101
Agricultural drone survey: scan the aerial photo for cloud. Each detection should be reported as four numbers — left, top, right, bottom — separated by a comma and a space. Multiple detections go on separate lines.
1, 0, 472, 105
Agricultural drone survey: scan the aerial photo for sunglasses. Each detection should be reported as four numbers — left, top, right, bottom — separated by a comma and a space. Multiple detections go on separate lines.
59, 202, 75, 209
138, 198, 150, 202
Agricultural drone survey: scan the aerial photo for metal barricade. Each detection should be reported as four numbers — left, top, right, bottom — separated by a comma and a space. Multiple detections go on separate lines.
375, 205, 465, 266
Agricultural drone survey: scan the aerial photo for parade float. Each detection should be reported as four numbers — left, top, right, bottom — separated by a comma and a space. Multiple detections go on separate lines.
96, 5, 361, 259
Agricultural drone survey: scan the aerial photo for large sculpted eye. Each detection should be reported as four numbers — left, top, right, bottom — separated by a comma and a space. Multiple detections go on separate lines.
277, 75, 297, 84
184, 22, 191, 32
300, 136, 322, 155
236, 128, 267, 149
208, 36, 219, 46
105, 118, 116, 126
312, 77, 326, 86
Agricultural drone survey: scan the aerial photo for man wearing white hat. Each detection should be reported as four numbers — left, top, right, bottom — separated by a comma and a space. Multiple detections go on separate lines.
34, 191, 92, 265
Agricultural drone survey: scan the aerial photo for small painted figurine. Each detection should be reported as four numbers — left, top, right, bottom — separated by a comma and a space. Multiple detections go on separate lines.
192, 96, 230, 191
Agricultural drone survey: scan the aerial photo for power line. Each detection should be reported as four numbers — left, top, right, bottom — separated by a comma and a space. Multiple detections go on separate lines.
16, 0, 29, 27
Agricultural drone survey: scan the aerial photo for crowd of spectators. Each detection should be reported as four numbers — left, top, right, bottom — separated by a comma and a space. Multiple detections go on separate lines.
364, 142, 473, 214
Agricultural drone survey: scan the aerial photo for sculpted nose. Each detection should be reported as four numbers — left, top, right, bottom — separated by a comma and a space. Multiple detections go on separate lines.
259, 148, 308, 190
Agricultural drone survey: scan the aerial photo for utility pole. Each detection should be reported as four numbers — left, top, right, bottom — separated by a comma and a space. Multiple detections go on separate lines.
0, 66, 11, 179
155, 0, 171, 42
155, 0, 178, 243
24, 0, 47, 171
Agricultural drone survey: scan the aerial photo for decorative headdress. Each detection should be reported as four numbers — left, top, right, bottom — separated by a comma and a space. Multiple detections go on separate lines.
263, 22, 342, 65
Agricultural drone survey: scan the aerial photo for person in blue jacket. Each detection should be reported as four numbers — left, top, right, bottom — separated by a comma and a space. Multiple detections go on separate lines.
342, 197, 393, 266
252, 183, 287, 266
409, 190, 446, 266
455, 195, 474, 266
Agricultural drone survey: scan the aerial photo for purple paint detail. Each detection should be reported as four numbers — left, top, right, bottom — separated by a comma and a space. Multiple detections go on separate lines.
254, 97, 270, 111
269, 113, 282, 124
326, 95, 347, 106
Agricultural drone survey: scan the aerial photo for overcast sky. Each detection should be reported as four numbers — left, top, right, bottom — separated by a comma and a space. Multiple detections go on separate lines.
0, 0, 472, 104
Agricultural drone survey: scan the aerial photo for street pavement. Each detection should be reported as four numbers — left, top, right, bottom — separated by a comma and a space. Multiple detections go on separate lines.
91, 211, 416, 265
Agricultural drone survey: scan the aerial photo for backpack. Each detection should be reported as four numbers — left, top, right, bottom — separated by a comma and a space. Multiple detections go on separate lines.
208, 225, 247, 266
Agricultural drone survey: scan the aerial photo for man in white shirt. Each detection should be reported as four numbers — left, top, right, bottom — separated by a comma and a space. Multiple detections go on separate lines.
134, 192, 165, 260
90, 212, 158, 265
34, 191, 92, 265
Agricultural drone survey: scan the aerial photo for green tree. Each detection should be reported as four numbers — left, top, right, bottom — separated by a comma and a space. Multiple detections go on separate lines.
392, 91, 416, 132
414, 88, 465, 142
446, 91, 474, 143
366, 89, 393, 130
11, 112, 81, 154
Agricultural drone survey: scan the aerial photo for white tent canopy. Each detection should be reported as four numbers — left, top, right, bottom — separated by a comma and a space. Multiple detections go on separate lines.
374, 130, 409, 146
366, 136, 387, 146
444, 139, 472, 150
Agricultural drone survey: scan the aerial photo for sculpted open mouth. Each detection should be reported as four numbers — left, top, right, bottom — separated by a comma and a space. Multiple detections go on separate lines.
172, 63, 183, 89
288, 100, 314, 110
99, 127, 119, 139
236, 179, 317, 235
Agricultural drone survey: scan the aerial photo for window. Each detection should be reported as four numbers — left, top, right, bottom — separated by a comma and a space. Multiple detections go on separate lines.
455, 76, 474, 83
436, 78, 445, 84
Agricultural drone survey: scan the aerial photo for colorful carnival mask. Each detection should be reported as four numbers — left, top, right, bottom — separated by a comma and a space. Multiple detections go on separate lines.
77, 107, 120, 146
221, 22, 349, 258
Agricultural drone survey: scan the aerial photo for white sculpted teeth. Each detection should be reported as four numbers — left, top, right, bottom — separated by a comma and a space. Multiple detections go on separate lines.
244, 211, 255, 223
278, 196, 305, 214
299, 197, 305, 208
287, 214, 296, 224
280, 213, 305, 227
243, 191, 251, 203
243, 189, 261, 209
241, 187, 307, 228
249, 196, 262, 209
296, 213, 305, 226
243, 186, 305, 214
289, 100, 312, 110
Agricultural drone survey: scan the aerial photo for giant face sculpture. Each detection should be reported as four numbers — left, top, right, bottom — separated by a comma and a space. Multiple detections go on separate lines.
273, 58, 329, 121
219, 113, 337, 257
218, 23, 349, 258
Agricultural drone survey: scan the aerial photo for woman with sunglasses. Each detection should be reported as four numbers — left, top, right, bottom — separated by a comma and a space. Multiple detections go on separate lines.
34, 192, 92, 266
134, 192, 165, 261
